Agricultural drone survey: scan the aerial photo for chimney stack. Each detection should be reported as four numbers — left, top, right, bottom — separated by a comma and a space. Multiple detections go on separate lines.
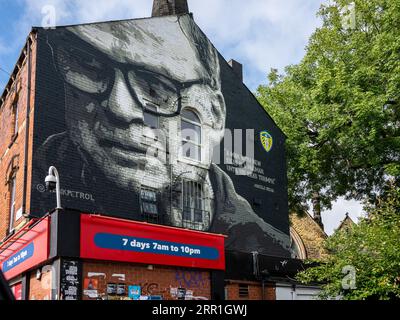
152, 0, 189, 17
228, 59, 243, 83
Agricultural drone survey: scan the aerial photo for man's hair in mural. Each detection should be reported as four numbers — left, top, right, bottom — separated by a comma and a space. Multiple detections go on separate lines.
177, 16, 221, 91
45, 15, 226, 139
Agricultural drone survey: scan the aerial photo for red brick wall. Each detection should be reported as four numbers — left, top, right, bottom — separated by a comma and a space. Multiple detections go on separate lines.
82, 261, 211, 300
0, 34, 37, 240
225, 281, 276, 300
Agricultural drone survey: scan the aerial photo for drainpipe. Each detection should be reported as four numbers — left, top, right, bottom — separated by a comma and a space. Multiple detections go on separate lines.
252, 251, 264, 298
262, 278, 265, 300
22, 35, 32, 218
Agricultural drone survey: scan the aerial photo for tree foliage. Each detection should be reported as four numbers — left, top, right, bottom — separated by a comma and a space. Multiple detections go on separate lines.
297, 185, 400, 300
257, 0, 400, 213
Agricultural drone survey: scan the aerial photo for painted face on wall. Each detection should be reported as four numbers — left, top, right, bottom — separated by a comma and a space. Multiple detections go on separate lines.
48, 16, 226, 192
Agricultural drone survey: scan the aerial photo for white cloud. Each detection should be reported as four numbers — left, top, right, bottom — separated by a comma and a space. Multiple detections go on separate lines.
18, 0, 151, 27
190, 0, 324, 89
14, 0, 324, 89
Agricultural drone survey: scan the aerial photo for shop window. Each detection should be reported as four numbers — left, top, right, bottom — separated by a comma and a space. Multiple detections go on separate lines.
181, 109, 201, 161
140, 188, 159, 223
182, 179, 209, 230
238, 284, 249, 299
9, 175, 17, 233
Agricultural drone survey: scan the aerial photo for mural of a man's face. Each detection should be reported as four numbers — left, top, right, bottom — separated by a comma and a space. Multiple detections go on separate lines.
50, 16, 226, 191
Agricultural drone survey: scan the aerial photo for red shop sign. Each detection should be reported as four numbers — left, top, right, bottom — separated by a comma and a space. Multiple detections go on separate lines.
80, 214, 226, 271
0, 217, 50, 280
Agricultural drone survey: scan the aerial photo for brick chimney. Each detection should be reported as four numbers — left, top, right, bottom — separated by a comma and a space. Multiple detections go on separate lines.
152, 0, 189, 17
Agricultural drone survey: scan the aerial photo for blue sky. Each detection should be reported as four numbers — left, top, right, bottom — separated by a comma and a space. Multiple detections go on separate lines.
0, 0, 324, 92
0, 0, 364, 234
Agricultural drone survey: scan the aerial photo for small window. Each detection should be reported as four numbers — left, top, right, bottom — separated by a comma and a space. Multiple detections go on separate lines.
181, 109, 201, 161
9, 176, 17, 233
13, 101, 19, 137
140, 188, 159, 222
182, 180, 209, 230
144, 104, 159, 129
290, 228, 307, 260
238, 284, 249, 299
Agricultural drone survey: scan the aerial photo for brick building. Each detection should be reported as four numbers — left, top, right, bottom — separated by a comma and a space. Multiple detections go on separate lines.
0, 0, 310, 300
290, 212, 328, 261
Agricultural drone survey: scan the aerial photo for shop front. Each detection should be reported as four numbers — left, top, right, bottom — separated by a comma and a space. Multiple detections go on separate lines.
78, 214, 226, 300
0, 210, 226, 300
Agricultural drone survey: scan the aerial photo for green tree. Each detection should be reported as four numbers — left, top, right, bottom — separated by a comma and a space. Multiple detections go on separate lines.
296, 184, 400, 300
257, 0, 400, 214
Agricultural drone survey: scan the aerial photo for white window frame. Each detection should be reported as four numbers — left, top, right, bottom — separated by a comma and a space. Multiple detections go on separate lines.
181, 179, 207, 226
181, 110, 202, 162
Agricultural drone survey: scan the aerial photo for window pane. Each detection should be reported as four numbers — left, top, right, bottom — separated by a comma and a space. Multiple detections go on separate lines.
144, 104, 159, 129
181, 120, 201, 144
182, 180, 207, 224
181, 109, 200, 123
14, 103, 19, 136
144, 112, 159, 129
142, 202, 158, 215
194, 209, 203, 223
183, 207, 192, 221
182, 142, 201, 161
141, 189, 157, 202
140, 188, 158, 215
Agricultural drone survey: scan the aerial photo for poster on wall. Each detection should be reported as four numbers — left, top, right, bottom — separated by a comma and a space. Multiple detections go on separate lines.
128, 286, 141, 300
60, 260, 82, 300
107, 283, 117, 295
177, 288, 186, 300
31, 14, 291, 257
117, 284, 126, 296
83, 278, 99, 299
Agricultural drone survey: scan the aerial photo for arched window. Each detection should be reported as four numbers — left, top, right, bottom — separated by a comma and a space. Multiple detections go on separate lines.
290, 228, 307, 260
181, 109, 201, 161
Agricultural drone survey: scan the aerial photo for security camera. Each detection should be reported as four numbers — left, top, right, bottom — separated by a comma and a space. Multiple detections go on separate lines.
45, 174, 57, 191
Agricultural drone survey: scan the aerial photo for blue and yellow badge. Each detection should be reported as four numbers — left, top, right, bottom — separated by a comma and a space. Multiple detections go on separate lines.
260, 131, 273, 153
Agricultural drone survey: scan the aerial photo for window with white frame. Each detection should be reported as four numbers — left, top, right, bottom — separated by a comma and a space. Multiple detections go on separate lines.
9, 175, 17, 233
182, 179, 206, 227
181, 109, 201, 161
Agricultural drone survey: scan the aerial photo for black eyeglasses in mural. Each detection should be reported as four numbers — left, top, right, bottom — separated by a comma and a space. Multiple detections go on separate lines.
48, 32, 208, 118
